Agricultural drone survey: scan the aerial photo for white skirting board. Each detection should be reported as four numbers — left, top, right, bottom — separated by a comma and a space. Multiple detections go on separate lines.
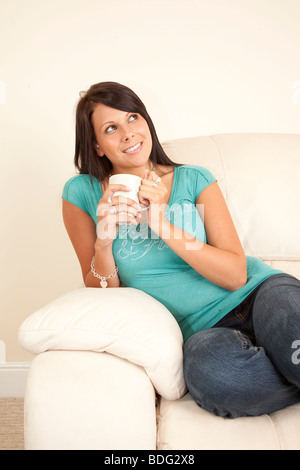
0, 340, 31, 397
0, 362, 31, 397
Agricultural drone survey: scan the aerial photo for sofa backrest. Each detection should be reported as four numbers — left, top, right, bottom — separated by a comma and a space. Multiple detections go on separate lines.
162, 133, 300, 279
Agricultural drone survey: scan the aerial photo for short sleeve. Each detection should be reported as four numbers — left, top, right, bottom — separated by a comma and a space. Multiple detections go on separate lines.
186, 166, 217, 202
62, 176, 89, 213
62, 175, 103, 224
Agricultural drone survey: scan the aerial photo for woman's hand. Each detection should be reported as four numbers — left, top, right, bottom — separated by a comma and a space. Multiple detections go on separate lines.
139, 170, 169, 232
96, 184, 142, 247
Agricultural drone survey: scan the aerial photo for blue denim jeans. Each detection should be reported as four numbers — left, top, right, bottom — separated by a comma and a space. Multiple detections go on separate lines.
183, 274, 300, 418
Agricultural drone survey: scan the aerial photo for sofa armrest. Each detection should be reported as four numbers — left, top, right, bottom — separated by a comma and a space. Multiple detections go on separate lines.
24, 350, 157, 450
19, 287, 187, 400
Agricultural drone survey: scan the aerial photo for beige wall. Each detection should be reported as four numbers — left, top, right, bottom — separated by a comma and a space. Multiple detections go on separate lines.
1, 0, 300, 361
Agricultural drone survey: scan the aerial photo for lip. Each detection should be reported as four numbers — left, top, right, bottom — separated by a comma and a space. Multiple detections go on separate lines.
123, 141, 143, 154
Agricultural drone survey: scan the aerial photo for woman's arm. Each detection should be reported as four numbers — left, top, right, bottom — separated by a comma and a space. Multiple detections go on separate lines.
141, 173, 247, 292
62, 200, 121, 287
62, 182, 141, 287
162, 182, 247, 291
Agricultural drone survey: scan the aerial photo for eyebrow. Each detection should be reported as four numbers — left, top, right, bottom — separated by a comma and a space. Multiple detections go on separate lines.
101, 112, 131, 129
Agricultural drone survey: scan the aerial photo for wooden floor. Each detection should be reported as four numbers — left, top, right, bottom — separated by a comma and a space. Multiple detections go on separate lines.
0, 398, 24, 450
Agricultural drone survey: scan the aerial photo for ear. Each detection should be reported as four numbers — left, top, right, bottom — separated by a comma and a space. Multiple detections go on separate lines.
95, 143, 105, 157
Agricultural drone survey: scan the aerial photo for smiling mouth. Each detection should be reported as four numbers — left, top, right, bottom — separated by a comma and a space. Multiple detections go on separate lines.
123, 142, 142, 153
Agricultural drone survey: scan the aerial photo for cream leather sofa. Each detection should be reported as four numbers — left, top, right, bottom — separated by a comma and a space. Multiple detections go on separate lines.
19, 133, 300, 450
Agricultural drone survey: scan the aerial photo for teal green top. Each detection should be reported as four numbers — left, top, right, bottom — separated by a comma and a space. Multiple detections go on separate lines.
62, 165, 282, 342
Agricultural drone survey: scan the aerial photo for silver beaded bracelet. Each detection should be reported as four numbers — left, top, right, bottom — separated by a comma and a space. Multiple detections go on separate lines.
90, 256, 119, 288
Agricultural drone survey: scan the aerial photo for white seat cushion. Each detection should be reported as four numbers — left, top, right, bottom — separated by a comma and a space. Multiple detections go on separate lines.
157, 394, 300, 450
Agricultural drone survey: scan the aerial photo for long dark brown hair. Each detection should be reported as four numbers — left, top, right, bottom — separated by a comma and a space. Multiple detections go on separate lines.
74, 81, 180, 181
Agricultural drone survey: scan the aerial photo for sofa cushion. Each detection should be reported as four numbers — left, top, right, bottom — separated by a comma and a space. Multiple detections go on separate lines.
163, 133, 300, 261
19, 287, 187, 400
157, 394, 300, 450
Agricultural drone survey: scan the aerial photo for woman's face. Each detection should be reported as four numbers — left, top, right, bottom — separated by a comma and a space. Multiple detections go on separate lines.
92, 103, 153, 175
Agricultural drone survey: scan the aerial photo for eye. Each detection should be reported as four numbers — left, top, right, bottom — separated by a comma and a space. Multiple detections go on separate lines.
105, 124, 117, 133
129, 114, 138, 122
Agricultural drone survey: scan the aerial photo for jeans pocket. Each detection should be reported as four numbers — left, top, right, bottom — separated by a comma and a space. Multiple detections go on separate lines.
234, 329, 259, 352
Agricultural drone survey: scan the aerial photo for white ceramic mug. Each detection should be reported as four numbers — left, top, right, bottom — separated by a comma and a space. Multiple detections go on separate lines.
108, 174, 149, 225
109, 173, 142, 204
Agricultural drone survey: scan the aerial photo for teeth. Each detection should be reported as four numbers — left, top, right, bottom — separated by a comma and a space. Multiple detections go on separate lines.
124, 142, 141, 153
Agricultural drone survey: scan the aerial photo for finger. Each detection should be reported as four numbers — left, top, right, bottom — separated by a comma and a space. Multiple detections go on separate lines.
140, 182, 164, 195
139, 186, 163, 204
112, 195, 141, 207
113, 203, 142, 218
105, 184, 131, 200
117, 212, 139, 225
138, 195, 150, 206
97, 201, 138, 219
149, 170, 159, 180
105, 211, 139, 226
142, 172, 161, 187
105, 211, 139, 227
108, 184, 131, 191
141, 178, 158, 187
97, 202, 111, 217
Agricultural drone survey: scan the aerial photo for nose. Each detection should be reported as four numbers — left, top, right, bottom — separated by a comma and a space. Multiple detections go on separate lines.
121, 125, 134, 142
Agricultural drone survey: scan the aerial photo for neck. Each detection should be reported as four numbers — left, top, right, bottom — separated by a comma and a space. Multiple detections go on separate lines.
109, 161, 156, 178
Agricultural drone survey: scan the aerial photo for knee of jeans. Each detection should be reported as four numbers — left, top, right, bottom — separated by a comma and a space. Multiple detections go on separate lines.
254, 274, 300, 308
183, 328, 260, 417
183, 329, 236, 401
253, 274, 300, 368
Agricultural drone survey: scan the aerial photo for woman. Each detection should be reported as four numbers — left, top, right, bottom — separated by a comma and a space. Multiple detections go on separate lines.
62, 81, 300, 418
